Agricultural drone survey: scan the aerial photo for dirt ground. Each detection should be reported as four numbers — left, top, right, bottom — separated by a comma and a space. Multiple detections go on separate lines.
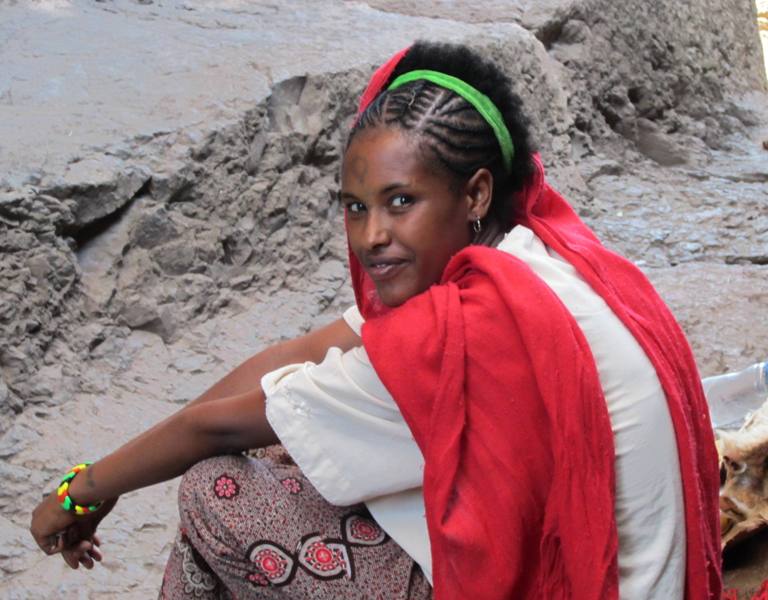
1, 1, 767, 598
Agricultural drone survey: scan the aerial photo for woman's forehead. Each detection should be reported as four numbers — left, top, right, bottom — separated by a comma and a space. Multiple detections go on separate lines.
341, 126, 444, 188
343, 128, 417, 178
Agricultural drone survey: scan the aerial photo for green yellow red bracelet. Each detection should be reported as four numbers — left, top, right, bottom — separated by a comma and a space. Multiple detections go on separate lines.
57, 463, 103, 515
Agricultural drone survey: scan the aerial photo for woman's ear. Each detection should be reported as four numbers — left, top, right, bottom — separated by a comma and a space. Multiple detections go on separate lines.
464, 168, 494, 222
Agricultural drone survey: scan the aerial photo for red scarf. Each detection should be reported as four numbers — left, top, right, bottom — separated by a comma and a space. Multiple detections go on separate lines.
351, 48, 721, 599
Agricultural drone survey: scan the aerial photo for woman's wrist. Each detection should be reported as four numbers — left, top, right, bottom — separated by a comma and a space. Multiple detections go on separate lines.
65, 463, 102, 508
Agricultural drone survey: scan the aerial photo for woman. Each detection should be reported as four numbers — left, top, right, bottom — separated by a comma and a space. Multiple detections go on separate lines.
30, 41, 721, 599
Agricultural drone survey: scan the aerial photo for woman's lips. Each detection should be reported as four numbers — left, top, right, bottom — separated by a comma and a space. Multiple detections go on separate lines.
365, 259, 408, 281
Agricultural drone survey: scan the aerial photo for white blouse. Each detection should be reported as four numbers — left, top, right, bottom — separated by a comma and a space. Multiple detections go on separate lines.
263, 225, 686, 598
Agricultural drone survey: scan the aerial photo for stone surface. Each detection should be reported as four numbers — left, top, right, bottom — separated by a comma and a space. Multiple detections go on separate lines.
0, 0, 766, 597
1, 1, 573, 425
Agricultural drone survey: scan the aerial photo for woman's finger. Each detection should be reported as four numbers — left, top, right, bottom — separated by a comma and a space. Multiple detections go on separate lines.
30, 526, 55, 554
79, 553, 95, 570
87, 543, 103, 563
62, 539, 93, 570
61, 548, 80, 569
75, 538, 98, 569
43, 532, 64, 555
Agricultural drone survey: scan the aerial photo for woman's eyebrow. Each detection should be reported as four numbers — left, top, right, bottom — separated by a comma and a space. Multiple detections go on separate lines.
338, 190, 359, 202
379, 182, 409, 194
339, 182, 409, 202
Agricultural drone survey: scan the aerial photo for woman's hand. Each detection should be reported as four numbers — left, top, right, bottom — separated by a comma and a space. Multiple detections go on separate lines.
30, 490, 78, 555
58, 497, 117, 569
31, 490, 117, 569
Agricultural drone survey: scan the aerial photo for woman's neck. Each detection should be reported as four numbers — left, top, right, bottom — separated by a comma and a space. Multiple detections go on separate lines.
474, 221, 506, 248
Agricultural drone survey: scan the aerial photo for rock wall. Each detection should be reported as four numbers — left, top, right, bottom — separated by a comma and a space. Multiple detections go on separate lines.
541, 0, 765, 143
0, 0, 766, 597
369, 0, 767, 152
1, 0, 764, 431
0, 2, 572, 432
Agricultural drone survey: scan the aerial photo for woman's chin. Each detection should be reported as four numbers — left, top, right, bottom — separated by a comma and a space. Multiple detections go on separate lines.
375, 281, 424, 308
378, 293, 408, 308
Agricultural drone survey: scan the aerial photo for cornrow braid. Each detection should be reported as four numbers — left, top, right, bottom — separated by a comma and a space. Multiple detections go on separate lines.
350, 41, 536, 235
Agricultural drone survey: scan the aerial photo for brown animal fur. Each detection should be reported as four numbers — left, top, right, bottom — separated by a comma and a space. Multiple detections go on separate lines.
718, 397, 768, 549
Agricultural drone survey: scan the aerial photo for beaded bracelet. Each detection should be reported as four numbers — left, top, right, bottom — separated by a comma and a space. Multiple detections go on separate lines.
57, 463, 103, 515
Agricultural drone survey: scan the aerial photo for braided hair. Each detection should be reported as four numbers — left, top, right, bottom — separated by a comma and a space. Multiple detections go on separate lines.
350, 41, 535, 237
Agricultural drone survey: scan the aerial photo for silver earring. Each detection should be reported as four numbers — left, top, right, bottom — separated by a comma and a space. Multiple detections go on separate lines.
473, 218, 482, 234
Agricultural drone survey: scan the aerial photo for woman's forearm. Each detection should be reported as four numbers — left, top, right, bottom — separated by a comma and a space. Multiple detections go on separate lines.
66, 389, 277, 506
31, 316, 361, 560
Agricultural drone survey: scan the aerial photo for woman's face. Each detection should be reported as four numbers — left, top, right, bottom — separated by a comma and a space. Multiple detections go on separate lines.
341, 126, 475, 307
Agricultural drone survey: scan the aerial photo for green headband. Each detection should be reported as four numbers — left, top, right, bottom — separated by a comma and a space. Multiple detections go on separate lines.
387, 69, 515, 173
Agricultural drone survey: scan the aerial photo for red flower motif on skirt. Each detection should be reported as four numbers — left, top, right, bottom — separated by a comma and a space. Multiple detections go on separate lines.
343, 513, 387, 546
349, 518, 381, 542
213, 474, 239, 499
297, 535, 352, 579
246, 543, 296, 586
280, 477, 302, 494
303, 540, 342, 573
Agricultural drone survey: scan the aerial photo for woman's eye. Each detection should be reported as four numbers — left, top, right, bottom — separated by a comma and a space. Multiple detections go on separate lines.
346, 201, 366, 214
390, 194, 413, 208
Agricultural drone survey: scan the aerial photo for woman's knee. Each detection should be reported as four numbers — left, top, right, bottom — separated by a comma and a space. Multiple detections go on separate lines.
177, 455, 248, 516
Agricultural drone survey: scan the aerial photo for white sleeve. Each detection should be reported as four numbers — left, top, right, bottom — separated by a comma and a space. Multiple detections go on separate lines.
262, 344, 424, 506
342, 304, 364, 337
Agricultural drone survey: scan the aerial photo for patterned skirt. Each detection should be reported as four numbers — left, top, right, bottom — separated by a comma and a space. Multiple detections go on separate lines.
159, 445, 432, 599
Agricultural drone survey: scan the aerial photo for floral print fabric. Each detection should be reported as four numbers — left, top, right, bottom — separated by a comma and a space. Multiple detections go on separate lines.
159, 446, 431, 599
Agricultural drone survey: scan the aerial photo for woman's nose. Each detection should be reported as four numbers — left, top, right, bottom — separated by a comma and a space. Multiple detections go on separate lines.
363, 210, 391, 249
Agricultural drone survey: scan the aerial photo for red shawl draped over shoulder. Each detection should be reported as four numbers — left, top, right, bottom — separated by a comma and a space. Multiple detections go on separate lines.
350, 48, 721, 599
